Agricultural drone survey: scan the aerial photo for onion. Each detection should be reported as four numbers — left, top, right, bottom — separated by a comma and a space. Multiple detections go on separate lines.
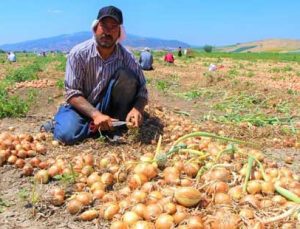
247, 180, 261, 194
180, 178, 193, 187
173, 211, 188, 224
173, 161, 184, 172
79, 209, 98, 221
7, 155, 17, 164
240, 195, 260, 208
22, 164, 33, 176
35, 143, 47, 154
101, 172, 114, 185
15, 158, 25, 168
128, 174, 148, 189
38, 161, 49, 169
209, 168, 230, 182
34, 170, 49, 184
131, 221, 155, 229
147, 191, 163, 204
207, 181, 229, 194
143, 203, 163, 221
239, 208, 254, 219
214, 193, 231, 205
110, 221, 127, 229
272, 195, 287, 205
83, 154, 94, 166
184, 162, 199, 178
101, 203, 120, 220
163, 202, 177, 214
93, 189, 105, 200
52, 194, 65, 206
260, 199, 273, 208
123, 211, 140, 226
131, 190, 147, 203
48, 165, 61, 177
261, 181, 275, 194
91, 181, 106, 192
141, 182, 155, 193
99, 157, 109, 169
132, 203, 146, 218
17, 150, 27, 159
109, 164, 120, 174
163, 167, 180, 185
186, 216, 204, 229
67, 199, 83, 214
74, 182, 86, 192
174, 187, 201, 207
76, 192, 93, 206
155, 214, 174, 229
210, 210, 240, 229
87, 172, 102, 186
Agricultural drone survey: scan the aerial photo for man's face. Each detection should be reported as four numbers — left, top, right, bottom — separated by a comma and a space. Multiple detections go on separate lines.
95, 17, 120, 49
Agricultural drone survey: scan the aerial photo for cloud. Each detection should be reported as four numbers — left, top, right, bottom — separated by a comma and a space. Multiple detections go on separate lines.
48, 9, 63, 14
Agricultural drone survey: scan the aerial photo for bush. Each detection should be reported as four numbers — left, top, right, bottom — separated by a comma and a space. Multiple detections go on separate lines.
203, 45, 213, 53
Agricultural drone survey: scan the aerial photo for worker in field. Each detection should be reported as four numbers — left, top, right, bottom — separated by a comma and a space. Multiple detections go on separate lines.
41, 5, 148, 145
139, 47, 153, 70
178, 46, 182, 57
164, 51, 174, 63
7, 52, 16, 62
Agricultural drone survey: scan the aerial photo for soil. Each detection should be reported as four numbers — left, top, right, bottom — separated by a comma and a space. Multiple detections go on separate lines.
0, 56, 299, 228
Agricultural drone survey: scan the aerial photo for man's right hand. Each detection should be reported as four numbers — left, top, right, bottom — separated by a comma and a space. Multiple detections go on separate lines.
91, 111, 116, 131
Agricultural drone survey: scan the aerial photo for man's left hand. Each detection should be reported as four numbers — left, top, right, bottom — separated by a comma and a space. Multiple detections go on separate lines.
126, 107, 143, 127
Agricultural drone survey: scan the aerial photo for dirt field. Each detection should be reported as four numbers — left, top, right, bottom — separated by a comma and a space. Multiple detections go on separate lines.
0, 53, 299, 228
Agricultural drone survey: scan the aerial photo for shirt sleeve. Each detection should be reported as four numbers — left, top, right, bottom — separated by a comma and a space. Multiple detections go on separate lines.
64, 52, 85, 102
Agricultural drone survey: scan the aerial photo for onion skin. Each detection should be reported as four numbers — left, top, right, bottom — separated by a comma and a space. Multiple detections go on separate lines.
79, 209, 98, 221
155, 214, 174, 229
174, 187, 201, 207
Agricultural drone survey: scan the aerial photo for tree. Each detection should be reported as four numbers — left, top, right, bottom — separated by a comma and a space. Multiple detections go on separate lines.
203, 45, 213, 53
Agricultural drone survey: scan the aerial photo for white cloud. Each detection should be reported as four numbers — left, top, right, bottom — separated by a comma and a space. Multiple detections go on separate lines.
48, 9, 63, 14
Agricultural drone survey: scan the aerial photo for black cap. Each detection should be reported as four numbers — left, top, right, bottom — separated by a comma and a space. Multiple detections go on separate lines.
97, 6, 123, 24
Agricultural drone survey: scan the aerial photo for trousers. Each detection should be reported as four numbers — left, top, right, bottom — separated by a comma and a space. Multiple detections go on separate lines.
53, 68, 139, 145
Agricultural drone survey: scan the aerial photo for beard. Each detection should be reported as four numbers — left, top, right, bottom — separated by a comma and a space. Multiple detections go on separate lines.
95, 34, 118, 48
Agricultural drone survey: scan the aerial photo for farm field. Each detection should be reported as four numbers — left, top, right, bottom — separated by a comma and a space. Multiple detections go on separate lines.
0, 51, 300, 228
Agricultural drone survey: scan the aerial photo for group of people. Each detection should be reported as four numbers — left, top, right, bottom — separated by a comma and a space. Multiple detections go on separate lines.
41, 5, 185, 145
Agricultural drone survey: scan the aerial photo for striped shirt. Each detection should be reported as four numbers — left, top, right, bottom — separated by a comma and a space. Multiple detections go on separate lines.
65, 38, 148, 105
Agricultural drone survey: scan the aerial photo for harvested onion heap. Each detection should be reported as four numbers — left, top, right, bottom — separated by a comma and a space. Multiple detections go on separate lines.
1, 130, 300, 228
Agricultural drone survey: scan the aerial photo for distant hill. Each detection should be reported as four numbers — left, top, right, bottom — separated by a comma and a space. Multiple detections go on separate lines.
218, 39, 300, 53
0, 32, 190, 52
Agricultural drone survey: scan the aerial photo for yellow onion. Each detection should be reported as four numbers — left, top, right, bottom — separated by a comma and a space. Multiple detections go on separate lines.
87, 172, 102, 187
174, 187, 201, 207
15, 158, 25, 168
143, 203, 163, 221
272, 195, 287, 205
79, 209, 98, 221
35, 142, 47, 154
247, 180, 261, 194
186, 216, 204, 229
91, 181, 106, 192
163, 202, 177, 214
163, 167, 180, 185
128, 173, 148, 189
100, 203, 120, 220
207, 181, 229, 194
81, 165, 94, 176
132, 203, 146, 218
214, 192, 232, 205
141, 182, 155, 193
261, 181, 275, 194
93, 189, 105, 200
209, 210, 240, 229
34, 169, 49, 184
38, 161, 49, 169
209, 168, 230, 182
76, 192, 93, 206
131, 221, 155, 229
22, 164, 33, 176
131, 190, 147, 203
134, 163, 158, 180
99, 157, 110, 169
67, 199, 83, 214
240, 195, 260, 208
83, 154, 94, 166
147, 191, 163, 204
48, 165, 61, 177
155, 214, 174, 229
184, 162, 199, 178
239, 208, 254, 219
173, 211, 188, 224
110, 221, 127, 229
7, 155, 17, 164
123, 211, 140, 226
260, 199, 273, 208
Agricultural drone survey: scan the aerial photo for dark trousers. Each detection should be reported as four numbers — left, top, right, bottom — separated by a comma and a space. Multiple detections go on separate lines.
53, 68, 138, 145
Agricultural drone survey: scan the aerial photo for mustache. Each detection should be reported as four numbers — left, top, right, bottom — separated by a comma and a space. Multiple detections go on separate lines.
100, 34, 113, 39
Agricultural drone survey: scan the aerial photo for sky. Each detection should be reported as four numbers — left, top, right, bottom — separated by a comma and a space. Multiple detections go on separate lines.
0, 0, 299, 46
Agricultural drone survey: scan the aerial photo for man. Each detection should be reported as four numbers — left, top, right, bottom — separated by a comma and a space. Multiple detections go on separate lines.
164, 51, 174, 63
7, 52, 16, 62
43, 6, 148, 145
139, 47, 153, 70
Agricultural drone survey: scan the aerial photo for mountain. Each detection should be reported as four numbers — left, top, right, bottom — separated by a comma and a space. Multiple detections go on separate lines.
218, 39, 300, 53
0, 32, 190, 52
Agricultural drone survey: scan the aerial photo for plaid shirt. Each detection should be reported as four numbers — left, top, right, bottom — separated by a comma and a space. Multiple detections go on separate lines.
65, 38, 148, 105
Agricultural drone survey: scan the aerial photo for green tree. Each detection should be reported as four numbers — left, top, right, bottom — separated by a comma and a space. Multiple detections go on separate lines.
203, 45, 213, 53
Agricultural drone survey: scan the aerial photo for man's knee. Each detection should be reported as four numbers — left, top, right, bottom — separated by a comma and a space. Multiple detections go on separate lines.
115, 68, 139, 86
53, 123, 78, 145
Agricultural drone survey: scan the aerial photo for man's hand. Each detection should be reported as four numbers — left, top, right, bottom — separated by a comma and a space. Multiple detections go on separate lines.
126, 107, 143, 127
91, 111, 116, 131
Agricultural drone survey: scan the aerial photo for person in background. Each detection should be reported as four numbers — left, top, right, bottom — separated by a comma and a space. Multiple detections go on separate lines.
41, 5, 148, 145
164, 51, 174, 63
178, 46, 182, 57
139, 47, 153, 70
7, 52, 16, 62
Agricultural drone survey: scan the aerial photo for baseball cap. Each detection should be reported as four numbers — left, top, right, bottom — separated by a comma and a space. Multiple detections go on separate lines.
97, 6, 123, 25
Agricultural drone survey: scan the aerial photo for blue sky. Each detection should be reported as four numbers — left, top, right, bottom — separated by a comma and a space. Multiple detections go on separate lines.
0, 0, 299, 46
